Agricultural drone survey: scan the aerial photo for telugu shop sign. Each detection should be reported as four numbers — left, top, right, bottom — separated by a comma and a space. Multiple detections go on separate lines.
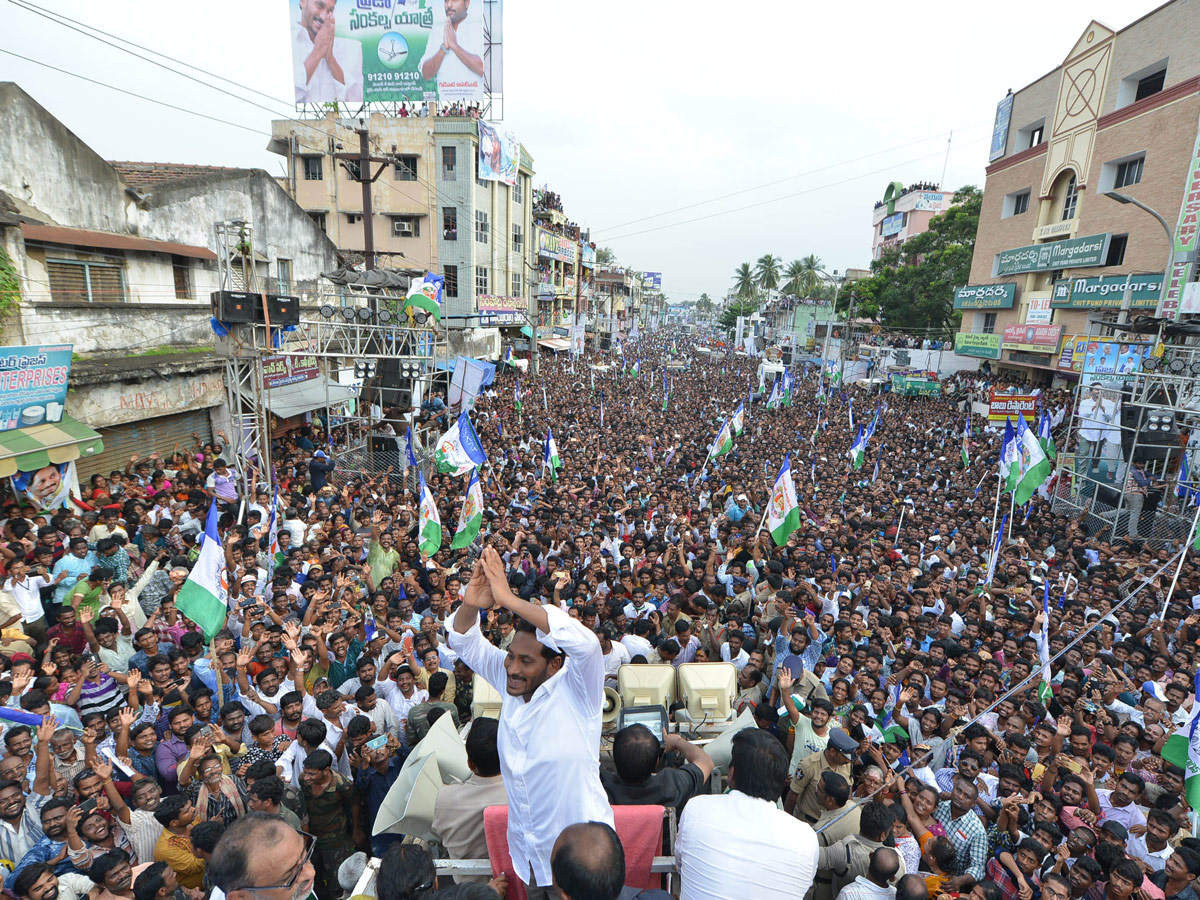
1001, 323, 1063, 353
1051, 273, 1164, 308
988, 391, 1038, 422
994, 233, 1111, 276
954, 333, 1002, 359
953, 283, 1017, 310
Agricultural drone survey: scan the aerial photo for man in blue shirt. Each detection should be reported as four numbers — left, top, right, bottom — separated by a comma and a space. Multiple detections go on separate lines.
354, 732, 406, 857
12, 800, 74, 879
50, 540, 95, 607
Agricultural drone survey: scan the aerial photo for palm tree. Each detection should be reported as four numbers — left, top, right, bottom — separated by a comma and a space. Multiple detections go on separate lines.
755, 254, 781, 299
782, 259, 806, 297
733, 263, 756, 300
798, 254, 825, 297
595, 247, 617, 265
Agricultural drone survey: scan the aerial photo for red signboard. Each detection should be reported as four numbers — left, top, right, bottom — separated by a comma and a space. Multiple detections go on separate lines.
1001, 323, 1063, 353
263, 354, 319, 389
988, 391, 1038, 422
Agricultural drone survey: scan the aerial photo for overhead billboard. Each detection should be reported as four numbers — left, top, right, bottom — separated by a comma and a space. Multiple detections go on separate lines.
536, 228, 576, 264
990, 93, 1014, 162
1057, 335, 1153, 378
288, 0, 502, 104
0, 344, 72, 433
477, 121, 519, 186
643, 272, 662, 291
881, 213, 904, 237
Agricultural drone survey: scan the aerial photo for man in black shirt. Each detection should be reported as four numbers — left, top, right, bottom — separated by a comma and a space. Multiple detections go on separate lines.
600, 724, 714, 812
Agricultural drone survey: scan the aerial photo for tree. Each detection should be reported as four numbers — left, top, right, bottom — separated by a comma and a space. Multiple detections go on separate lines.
696, 293, 714, 316
798, 254, 825, 297
732, 263, 756, 301
782, 259, 806, 297
755, 254, 781, 297
596, 247, 617, 265
719, 298, 758, 330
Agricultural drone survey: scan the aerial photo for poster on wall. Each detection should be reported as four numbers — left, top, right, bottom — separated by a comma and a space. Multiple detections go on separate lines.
477, 121, 519, 186
10, 460, 82, 511
0, 344, 72, 433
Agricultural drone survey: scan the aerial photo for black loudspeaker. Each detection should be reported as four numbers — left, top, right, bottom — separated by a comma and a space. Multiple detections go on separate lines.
599, 333, 612, 351
369, 434, 396, 455
372, 358, 415, 409
211, 290, 256, 323
263, 294, 300, 326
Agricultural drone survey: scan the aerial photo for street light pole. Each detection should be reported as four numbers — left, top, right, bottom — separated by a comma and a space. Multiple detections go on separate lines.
1103, 190, 1175, 318
820, 269, 845, 362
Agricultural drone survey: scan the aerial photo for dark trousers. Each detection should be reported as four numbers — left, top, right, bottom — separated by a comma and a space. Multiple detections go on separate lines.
312, 838, 355, 900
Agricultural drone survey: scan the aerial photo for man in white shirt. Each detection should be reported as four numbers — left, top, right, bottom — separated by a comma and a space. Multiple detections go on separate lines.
419, 0, 484, 88
676, 728, 819, 899
449, 547, 613, 900
597, 628, 631, 686
1077, 384, 1113, 466
292, 0, 363, 103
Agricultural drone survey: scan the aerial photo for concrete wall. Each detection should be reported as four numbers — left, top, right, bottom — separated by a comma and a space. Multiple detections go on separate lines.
20, 298, 213, 355
1101, 0, 1200, 112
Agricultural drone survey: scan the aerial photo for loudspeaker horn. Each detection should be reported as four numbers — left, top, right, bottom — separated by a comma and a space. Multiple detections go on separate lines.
602, 686, 622, 724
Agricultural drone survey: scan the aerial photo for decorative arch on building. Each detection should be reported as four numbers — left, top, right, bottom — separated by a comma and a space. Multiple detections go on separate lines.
882, 182, 905, 215
1046, 167, 1081, 218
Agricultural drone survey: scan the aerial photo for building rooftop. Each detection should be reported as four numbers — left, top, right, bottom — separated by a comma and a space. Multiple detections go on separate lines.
109, 161, 251, 193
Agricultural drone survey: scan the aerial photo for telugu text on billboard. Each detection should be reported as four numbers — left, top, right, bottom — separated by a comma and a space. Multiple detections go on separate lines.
289, 0, 500, 104
1001, 323, 1063, 353
988, 391, 1038, 422
954, 333, 1002, 359
536, 228, 576, 264
477, 120, 519, 186
263, 354, 319, 390
995, 234, 1110, 276
953, 283, 1016, 310
0, 344, 72, 433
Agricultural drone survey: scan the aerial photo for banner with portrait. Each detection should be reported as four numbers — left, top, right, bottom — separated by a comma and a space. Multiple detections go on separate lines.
477, 121, 520, 186
9, 460, 84, 512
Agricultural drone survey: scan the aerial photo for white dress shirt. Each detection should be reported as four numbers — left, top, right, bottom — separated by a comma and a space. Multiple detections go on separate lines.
4, 576, 49, 623
676, 790, 819, 900
418, 8, 483, 97
447, 605, 613, 887
292, 24, 363, 102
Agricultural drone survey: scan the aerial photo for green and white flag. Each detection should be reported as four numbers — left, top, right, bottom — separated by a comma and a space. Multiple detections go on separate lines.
825, 360, 842, 387
709, 416, 733, 459
1037, 584, 1053, 705
544, 427, 562, 480
417, 473, 442, 556
450, 468, 484, 549
766, 378, 782, 409
1038, 410, 1057, 461
631, 359, 641, 378
434, 412, 488, 476
1160, 670, 1200, 812
1007, 415, 1052, 506
961, 421, 971, 468
176, 500, 229, 640
731, 401, 746, 436
767, 454, 802, 546
514, 382, 522, 416
848, 425, 867, 470
782, 371, 793, 407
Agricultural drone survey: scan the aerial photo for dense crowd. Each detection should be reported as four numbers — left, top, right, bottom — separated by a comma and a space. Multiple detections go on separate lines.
1, 329, 1199, 900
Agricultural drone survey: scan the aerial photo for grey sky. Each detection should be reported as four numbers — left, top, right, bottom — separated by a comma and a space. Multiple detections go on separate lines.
2, 0, 1168, 302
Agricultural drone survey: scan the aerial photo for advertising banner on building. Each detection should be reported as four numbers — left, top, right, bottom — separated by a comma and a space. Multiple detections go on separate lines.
990, 93, 1014, 162
643, 272, 662, 291
477, 121, 519, 186
476, 295, 528, 322
912, 193, 951, 212
954, 333, 1002, 359
10, 460, 82, 511
1025, 292, 1053, 325
988, 391, 1038, 422
0, 344, 72, 433
881, 213, 904, 237
536, 228, 577, 264
1051, 273, 1163, 309
263, 354, 319, 390
288, 0, 501, 104
1001, 323, 1063, 353
953, 283, 1016, 310
995, 234, 1111, 276
1165, 129, 1200, 318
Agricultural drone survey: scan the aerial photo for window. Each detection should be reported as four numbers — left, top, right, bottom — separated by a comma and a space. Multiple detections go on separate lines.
1105, 234, 1128, 267
1115, 156, 1144, 189
343, 160, 361, 181
1003, 189, 1031, 218
1027, 125, 1044, 148
302, 156, 323, 181
512, 272, 522, 297
1135, 69, 1167, 102
442, 146, 457, 181
46, 259, 124, 303
476, 267, 489, 296
443, 265, 458, 298
979, 312, 998, 335
172, 255, 191, 299
1061, 176, 1078, 221
308, 212, 326, 232
276, 259, 292, 292
392, 216, 420, 238
513, 178, 524, 206
512, 224, 523, 251
442, 207, 457, 240
476, 210, 489, 244
1016, 119, 1045, 151
1117, 60, 1168, 109
393, 155, 418, 181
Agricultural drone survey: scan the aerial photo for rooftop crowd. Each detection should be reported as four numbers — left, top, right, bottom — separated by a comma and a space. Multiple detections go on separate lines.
0, 328, 1198, 900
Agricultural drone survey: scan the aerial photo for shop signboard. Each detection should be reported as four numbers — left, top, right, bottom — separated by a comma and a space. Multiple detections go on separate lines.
0, 343, 72, 432
954, 333, 1002, 359
1051, 273, 1165, 309
536, 228, 577, 264
263, 354, 319, 389
1001, 323, 1062, 353
953, 283, 1016, 310
995, 234, 1111, 276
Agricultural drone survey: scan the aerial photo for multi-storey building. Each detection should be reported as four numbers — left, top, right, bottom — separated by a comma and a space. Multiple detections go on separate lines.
870, 182, 955, 261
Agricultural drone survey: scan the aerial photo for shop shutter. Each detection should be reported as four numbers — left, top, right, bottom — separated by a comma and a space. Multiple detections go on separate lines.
75, 410, 214, 483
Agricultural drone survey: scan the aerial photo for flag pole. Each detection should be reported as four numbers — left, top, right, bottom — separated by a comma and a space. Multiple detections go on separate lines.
1161, 502, 1200, 619
1006, 490, 1016, 541
987, 467, 1004, 563
894, 504, 906, 548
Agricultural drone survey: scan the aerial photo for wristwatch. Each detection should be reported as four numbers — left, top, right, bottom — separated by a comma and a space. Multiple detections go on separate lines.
441, 43, 450, 54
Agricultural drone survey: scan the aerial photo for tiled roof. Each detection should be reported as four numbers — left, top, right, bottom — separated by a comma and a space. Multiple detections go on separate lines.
109, 161, 250, 192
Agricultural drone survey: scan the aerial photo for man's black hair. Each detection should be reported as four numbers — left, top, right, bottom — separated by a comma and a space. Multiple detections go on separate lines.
465, 717, 501, 778
612, 724, 660, 786
728, 728, 788, 802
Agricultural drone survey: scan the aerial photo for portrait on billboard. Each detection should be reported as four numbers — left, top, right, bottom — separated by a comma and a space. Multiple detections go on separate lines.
419, 0, 484, 91
293, 0, 364, 103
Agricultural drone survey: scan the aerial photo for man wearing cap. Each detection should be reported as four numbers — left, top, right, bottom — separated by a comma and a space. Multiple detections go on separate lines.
309, 451, 335, 492
786, 728, 856, 823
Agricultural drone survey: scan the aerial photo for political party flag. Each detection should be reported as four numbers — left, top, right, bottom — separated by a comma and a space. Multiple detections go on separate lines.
767, 454, 802, 547
1009, 415, 1052, 506
544, 428, 562, 481
403, 272, 443, 323
767, 378, 782, 409
961, 421, 971, 468
514, 382, 522, 416
434, 412, 488, 477
177, 499, 229, 640
1038, 410, 1057, 460
731, 401, 746, 436
999, 418, 1018, 484
503, 347, 514, 367
0, 707, 45, 729
417, 473, 442, 556
848, 397, 855, 430
631, 359, 641, 378
782, 371, 793, 407
872, 454, 880, 483
599, 391, 605, 429
848, 426, 867, 470
267, 488, 281, 574
450, 468, 484, 549
709, 417, 734, 459
985, 514, 1007, 585
1160, 669, 1200, 813
404, 426, 419, 469
1178, 454, 1199, 506
825, 360, 842, 387
1038, 579, 1053, 704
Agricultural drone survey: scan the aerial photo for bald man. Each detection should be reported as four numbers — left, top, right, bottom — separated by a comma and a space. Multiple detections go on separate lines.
551, 822, 671, 900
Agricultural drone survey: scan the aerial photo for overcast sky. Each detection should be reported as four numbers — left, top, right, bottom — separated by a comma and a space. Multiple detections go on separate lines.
2, 0, 1168, 302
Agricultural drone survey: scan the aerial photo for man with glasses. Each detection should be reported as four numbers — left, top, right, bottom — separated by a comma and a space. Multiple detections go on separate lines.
208, 813, 316, 900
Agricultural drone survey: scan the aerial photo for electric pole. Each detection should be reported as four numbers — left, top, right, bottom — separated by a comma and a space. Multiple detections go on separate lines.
334, 125, 392, 271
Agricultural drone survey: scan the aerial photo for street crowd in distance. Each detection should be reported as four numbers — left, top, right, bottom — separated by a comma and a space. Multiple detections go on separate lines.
1, 327, 1200, 900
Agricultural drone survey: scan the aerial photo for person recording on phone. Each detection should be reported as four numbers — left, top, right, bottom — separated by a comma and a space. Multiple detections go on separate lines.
448, 546, 612, 900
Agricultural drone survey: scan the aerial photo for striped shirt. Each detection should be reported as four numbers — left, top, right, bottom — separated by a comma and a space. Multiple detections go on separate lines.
933, 800, 987, 881
77, 674, 123, 718
0, 790, 51, 869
